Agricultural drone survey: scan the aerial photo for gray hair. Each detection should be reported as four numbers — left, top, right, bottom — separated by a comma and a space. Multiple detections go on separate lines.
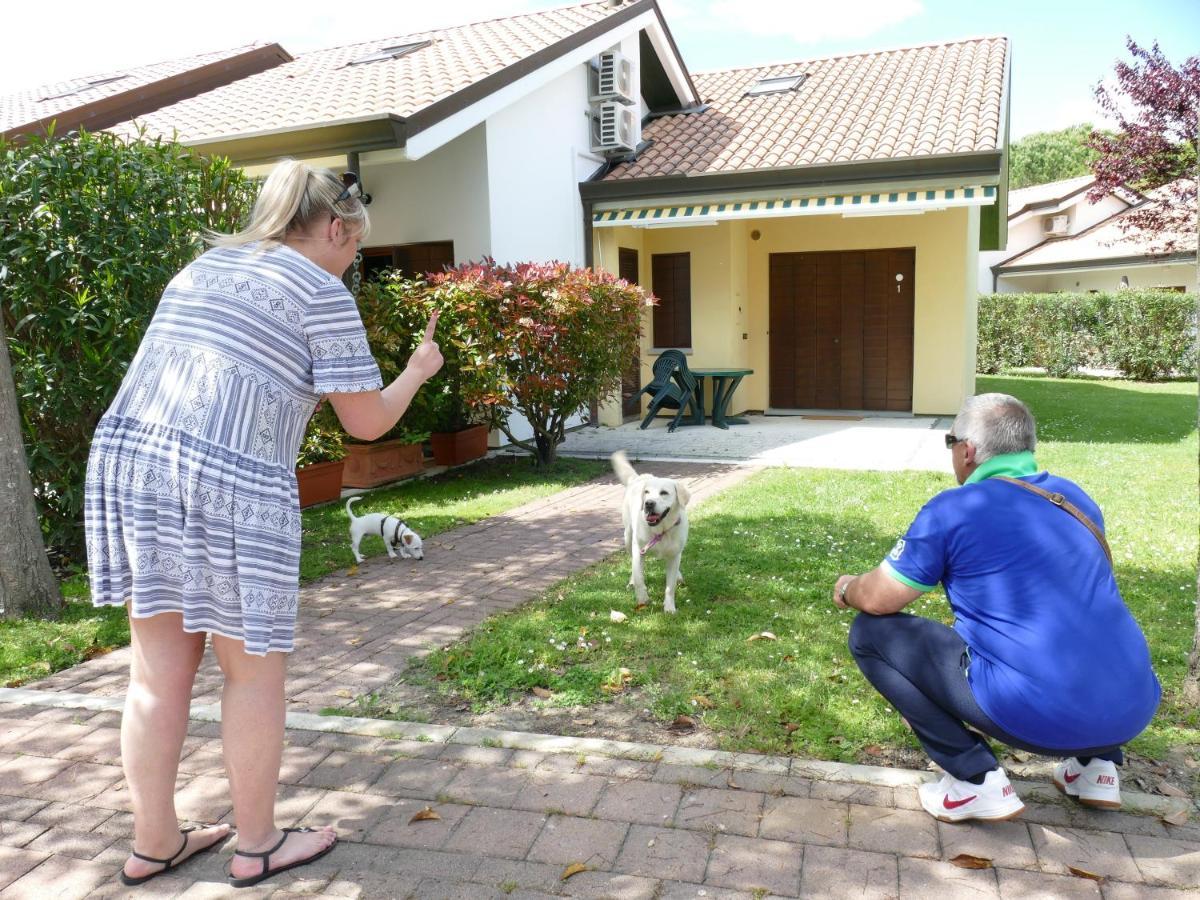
952, 393, 1036, 463
207, 159, 370, 249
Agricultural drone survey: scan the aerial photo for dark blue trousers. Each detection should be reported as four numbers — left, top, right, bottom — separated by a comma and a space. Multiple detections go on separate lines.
848, 612, 1122, 780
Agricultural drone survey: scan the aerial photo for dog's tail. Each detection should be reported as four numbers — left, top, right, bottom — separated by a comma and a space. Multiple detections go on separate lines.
345, 496, 362, 519
610, 450, 638, 486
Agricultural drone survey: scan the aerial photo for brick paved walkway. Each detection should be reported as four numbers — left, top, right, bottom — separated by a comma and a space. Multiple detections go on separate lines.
4, 464, 1199, 897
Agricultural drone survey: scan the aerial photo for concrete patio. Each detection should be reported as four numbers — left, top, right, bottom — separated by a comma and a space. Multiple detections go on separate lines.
552, 413, 956, 473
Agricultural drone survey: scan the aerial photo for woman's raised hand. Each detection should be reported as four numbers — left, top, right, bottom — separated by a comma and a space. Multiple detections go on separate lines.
408, 310, 444, 381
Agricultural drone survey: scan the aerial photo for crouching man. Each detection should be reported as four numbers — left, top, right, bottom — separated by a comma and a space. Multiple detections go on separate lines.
832, 393, 1159, 823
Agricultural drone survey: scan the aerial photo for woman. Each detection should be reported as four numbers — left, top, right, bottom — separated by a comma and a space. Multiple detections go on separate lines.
84, 160, 443, 887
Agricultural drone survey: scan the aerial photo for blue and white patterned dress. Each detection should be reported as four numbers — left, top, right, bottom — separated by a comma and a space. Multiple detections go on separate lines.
84, 243, 382, 655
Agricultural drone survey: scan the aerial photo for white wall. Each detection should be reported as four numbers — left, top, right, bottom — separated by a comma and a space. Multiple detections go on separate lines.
1040, 263, 1197, 293
360, 124, 491, 263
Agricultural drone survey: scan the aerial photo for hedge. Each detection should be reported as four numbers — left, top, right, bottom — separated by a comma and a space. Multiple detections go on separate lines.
977, 290, 1197, 380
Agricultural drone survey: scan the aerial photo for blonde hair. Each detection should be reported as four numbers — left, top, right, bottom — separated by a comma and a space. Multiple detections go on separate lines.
208, 159, 370, 249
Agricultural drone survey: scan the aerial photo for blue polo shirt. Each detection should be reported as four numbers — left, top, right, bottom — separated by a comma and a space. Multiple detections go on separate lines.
882, 452, 1160, 750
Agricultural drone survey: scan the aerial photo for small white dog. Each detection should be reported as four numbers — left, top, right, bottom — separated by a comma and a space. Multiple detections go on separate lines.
611, 451, 690, 613
346, 497, 425, 563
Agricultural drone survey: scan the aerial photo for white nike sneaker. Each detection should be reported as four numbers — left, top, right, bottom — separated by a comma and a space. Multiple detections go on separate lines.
1053, 757, 1121, 810
918, 767, 1025, 822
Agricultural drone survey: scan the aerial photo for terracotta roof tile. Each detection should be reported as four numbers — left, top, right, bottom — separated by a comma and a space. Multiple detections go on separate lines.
104, 1, 631, 145
605, 35, 1008, 181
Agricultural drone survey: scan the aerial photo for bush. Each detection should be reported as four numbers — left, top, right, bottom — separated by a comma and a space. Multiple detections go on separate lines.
0, 129, 257, 564
296, 405, 346, 467
977, 290, 1196, 380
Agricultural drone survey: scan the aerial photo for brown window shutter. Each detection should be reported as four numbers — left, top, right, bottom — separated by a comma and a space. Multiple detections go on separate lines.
651, 252, 691, 348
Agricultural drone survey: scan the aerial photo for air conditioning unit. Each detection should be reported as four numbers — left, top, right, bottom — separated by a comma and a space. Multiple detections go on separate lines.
1043, 214, 1069, 236
591, 101, 640, 154
589, 50, 635, 105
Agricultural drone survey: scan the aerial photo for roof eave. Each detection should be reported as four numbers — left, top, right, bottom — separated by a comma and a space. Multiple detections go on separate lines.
994, 249, 1197, 275
182, 115, 406, 166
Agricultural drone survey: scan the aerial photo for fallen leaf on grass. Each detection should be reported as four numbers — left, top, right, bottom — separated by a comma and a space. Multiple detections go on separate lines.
746, 631, 778, 642
561, 863, 589, 881
531, 687, 553, 699
691, 696, 715, 709
828, 735, 845, 746
949, 854, 993, 870
1162, 808, 1191, 827
609, 610, 628, 623
634, 601, 649, 611
668, 715, 696, 732
782, 723, 801, 733
1157, 781, 1189, 798
572, 718, 597, 727
1067, 867, 1105, 883
409, 807, 441, 823
863, 745, 884, 757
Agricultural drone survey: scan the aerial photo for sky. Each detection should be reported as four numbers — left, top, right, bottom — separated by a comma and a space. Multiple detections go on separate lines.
2, 0, 1197, 139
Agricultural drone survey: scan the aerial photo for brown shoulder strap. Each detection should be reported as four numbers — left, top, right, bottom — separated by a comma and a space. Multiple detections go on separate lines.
994, 476, 1113, 568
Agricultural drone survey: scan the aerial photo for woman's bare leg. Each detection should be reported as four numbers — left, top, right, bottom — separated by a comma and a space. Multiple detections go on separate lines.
212, 634, 335, 880
122, 611, 231, 879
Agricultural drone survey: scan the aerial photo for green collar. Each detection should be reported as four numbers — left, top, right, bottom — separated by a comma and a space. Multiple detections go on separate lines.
964, 450, 1039, 485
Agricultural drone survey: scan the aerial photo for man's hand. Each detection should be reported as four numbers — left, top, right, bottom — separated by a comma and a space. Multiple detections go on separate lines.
407, 310, 444, 381
833, 574, 856, 610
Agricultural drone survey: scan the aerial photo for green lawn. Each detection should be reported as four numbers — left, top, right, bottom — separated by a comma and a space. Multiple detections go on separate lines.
400, 376, 1199, 761
1, 456, 606, 688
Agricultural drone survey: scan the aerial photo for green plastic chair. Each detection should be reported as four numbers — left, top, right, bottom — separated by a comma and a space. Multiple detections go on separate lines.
638, 350, 699, 432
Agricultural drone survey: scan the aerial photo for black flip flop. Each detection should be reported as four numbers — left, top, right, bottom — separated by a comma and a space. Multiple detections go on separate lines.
228, 827, 338, 889
118, 823, 230, 886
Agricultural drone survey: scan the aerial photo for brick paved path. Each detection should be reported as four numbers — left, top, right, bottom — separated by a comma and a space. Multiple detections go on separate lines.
4, 464, 1199, 897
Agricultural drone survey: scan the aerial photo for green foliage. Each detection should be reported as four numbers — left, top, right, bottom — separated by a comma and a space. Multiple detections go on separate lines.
0, 129, 257, 564
1009, 124, 1102, 189
296, 404, 346, 467
977, 291, 1197, 380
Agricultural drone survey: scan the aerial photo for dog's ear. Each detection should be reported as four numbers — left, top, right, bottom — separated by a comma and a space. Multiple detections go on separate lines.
676, 481, 691, 506
403, 533, 414, 545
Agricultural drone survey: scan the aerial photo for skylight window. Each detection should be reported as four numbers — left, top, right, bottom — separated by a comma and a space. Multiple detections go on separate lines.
346, 40, 431, 66
745, 74, 807, 97
39, 74, 129, 101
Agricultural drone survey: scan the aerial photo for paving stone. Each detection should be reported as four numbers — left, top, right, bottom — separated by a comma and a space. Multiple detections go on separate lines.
899, 857, 1000, 898
0, 755, 75, 798
704, 833, 801, 896
1, 852, 111, 899
469, 858, 564, 894
25, 826, 115, 860
800, 844, 900, 899
409, 875, 507, 899
0, 797, 46, 822
0, 724, 37, 752
593, 779, 683, 826
555, 869, 660, 899
526, 815, 628, 868
442, 766, 531, 808
86, 870, 195, 898
512, 772, 607, 817
367, 757, 460, 801
996, 866, 1102, 898
299, 750, 390, 793
657, 882, 758, 899
848, 804, 939, 858
614, 824, 710, 883
5, 722, 98, 758
675, 788, 765, 837
652, 764, 732, 789
728, 772, 811, 797
176, 740, 225, 778
437, 744, 515, 767
1124, 834, 1200, 888
54, 726, 123, 766
279, 745, 333, 784
1019, 802, 1073, 827
173, 775, 233, 823
1067, 807, 1170, 839
579, 757, 658, 780
0, 819, 47, 849
1101, 881, 1200, 899
376, 738, 445, 760
305, 789, 397, 842
759, 796, 847, 846
810, 781, 896, 807
443, 806, 547, 859
939, 820, 1039, 870
0, 844, 46, 891
92, 811, 136, 840
310, 733, 385, 754
1028, 824, 1142, 882
28, 800, 115, 832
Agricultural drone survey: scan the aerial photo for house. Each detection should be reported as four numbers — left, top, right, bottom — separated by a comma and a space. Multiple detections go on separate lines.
0, 43, 291, 142
93, 0, 1008, 424
986, 176, 1197, 294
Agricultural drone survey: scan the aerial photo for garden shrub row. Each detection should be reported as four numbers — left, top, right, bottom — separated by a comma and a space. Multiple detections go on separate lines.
977, 290, 1197, 380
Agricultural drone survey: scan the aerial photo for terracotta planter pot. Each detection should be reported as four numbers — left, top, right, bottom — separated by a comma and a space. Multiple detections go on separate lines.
296, 459, 345, 508
342, 439, 424, 488
429, 424, 489, 467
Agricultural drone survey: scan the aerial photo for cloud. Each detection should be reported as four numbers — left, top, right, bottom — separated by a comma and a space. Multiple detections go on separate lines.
701, 0, 925, 43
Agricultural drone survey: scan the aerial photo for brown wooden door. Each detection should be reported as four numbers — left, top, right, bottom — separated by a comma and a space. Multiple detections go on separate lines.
618, 248, 642, 420
769, 248, 914, 411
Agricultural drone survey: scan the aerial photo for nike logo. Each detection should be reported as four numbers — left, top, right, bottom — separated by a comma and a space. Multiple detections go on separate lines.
943, 794, 977, 809
1064, 772, 1082, 784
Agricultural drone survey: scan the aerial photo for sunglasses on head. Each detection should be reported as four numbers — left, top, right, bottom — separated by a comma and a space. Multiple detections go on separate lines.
944, 433, 965, 449
334, 171, 372, 205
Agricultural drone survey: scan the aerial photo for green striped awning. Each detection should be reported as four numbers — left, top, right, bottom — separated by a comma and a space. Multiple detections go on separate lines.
592, 185, 996, 227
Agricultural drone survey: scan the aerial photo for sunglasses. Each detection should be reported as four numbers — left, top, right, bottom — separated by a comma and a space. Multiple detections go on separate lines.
944, 433, 966, 449
334, 171, 372, 205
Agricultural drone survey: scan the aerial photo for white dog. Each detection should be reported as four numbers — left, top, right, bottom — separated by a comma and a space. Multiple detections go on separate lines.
611, 451, 690, 613
346, 497, 425, 563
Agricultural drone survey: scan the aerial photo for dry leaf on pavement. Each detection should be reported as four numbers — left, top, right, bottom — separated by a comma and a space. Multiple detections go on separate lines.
1162, 808, 1191, 826
1157, 781, 1189, 798
1067, 867, 1105, 882
409, 807, 441, 823
561, 863, 589, 881
949, 854, 993, 869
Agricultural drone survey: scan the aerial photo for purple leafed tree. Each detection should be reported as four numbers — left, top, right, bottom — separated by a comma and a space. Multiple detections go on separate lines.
1087, 39, 1199, 252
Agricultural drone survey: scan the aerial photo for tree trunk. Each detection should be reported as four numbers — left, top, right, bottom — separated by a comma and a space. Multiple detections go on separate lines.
1184, 192, 1200, 705
0, 312, 62, 618
533, 431, 558, 468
